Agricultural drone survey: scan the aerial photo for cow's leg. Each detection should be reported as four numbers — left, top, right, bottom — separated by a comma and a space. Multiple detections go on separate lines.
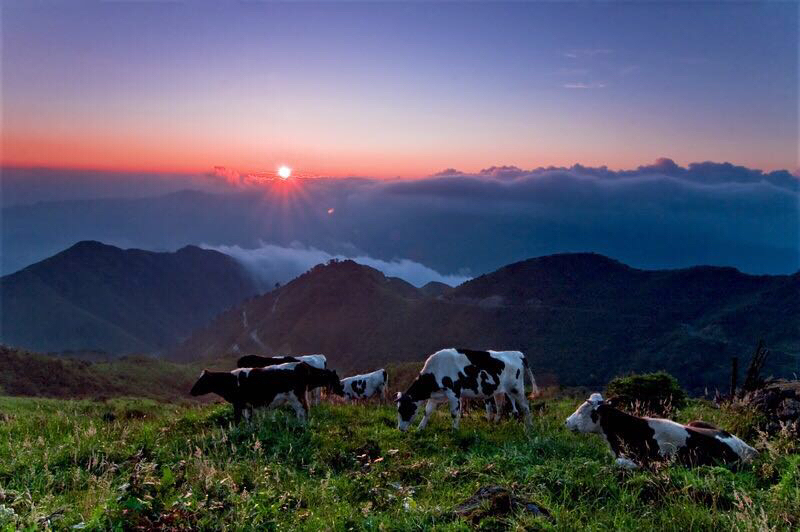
508, 388, 532, 429
299, 392, 310, 422
312, 388, 321, 406
492, 394, 505, 422
447, 393, 461, 430
289, 393, 308, 424
233, 403, 243, 424
507, 393, 520, 417
484, 397, 497, 422
417, 400, 438, 430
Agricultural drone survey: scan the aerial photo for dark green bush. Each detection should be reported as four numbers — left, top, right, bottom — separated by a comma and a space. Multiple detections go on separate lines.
606, 372, 687, 415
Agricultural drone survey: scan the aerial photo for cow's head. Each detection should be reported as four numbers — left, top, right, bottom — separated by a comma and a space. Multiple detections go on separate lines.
190, 370, 213, 396
301, 365, 345, 395
395, 392, 422, 431
324, 370, 345, 396
565, 393, 605, 433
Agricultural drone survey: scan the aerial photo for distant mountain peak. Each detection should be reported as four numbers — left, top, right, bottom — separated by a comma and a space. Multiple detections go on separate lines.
514, 252, 632, 270
1, 241, 260, 354
63, 240, 120, 253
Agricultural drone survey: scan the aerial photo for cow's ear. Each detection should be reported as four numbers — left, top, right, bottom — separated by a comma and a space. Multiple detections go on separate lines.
588, 392, 604, 405
394, 392, 403, 402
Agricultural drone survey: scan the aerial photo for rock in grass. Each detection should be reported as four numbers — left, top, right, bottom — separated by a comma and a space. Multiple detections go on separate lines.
453, 485, 550, 523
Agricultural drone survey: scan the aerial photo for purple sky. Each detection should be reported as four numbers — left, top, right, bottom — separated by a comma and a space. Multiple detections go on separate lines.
2, 1, 797, 176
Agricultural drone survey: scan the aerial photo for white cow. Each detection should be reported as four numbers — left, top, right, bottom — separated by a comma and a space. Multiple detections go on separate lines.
341, 369, 388, 402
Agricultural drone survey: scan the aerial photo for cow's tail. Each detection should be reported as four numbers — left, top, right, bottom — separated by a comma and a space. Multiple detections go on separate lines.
522, 357, 539, 398
382, 369, 389, 402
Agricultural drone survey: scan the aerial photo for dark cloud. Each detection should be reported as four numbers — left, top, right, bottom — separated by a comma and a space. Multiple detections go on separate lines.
0, 166, 230, 206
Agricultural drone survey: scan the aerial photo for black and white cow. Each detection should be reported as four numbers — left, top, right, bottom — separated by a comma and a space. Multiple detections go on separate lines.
190, 362, 341, 423
237, 354, 328, 370
340, 369, 388, 402
565, 393, 758, 468
395, 348, 536, 431
264, 361, 344, 397
237, 354, 329, 403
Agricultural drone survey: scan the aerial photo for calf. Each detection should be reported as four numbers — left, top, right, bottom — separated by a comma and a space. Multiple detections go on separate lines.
565, 393, 758, 468
340, 369, 388, 402
395, 348, 534, 431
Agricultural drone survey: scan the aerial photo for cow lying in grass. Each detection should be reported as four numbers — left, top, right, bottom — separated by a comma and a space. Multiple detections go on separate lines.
190, 362, 342, 423
340, 369, 388, 403
565, 393, 758, 468
395, 348, 536, 431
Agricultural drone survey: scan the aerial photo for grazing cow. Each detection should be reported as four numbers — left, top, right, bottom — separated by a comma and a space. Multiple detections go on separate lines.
190, 362, 342, 423
395, 348, 534, 431
190, 364, 312, 423
340, 369, 388, 402
237, 354, 329, 403
264, 362, 344, 397
565, 393, 758, 468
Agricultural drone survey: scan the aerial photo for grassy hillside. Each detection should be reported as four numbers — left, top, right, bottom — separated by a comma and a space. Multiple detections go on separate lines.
0, 396, 797, 530
0, 346, 200, 402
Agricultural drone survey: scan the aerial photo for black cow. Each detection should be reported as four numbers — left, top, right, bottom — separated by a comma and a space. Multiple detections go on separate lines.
190, 362, 341, 423
236, 354, 331, 404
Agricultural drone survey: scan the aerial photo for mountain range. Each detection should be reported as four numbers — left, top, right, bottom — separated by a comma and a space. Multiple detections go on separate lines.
2, 241, 797, 393
171, 254, 799, 393
0, 241, 260, 353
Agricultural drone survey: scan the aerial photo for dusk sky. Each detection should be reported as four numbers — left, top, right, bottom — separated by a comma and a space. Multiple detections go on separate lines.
2, 1, 797, 177
1, 1, 798, 281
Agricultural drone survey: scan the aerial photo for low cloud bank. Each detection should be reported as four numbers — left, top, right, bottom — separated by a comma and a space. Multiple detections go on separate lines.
3, 158, 798, 277
206, 243, 471, 289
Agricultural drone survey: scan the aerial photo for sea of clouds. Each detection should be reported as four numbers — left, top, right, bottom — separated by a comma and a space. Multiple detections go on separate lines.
206, 242, 471, 288
2, 158, 798, 278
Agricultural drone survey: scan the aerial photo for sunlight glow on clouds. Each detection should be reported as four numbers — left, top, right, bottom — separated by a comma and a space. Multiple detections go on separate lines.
2, 158, 798, 277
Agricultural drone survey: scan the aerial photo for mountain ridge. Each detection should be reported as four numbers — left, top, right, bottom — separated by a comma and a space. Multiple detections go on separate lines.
0, 241, 261, 354
170, 254, 799, 393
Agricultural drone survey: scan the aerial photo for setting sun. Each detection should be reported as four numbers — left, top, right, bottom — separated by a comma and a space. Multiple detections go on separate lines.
277, 166, 292, 179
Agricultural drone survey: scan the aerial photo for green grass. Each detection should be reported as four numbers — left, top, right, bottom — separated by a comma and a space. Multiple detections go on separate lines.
0, 396, 797, 531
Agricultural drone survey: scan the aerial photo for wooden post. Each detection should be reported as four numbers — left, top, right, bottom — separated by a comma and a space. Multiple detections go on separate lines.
729, 357, 738, 398
743, 340, 768, 393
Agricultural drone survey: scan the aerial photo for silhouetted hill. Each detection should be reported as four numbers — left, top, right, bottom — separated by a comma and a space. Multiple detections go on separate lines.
420, 281, 454, 297
0, 241, 260, 353
171, 255, 799, 393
